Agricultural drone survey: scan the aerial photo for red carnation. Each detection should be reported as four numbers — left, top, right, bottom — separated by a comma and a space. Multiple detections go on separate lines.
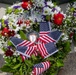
21, 2, 31, 10
69, 32, 74, 39
8, 30, 15, 37
5, 49, 13, 57
17, 20, 23, 26
53, 13, 64, 25
1, 27, 10, 36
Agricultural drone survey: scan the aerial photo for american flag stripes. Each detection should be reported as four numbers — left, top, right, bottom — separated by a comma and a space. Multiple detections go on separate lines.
10, 37, 35, 57
32, 61, 51, 75
38, 42, 58, 58
10, 37, 58, 58
10, 22, 62, 58
39, 22, 62, 43
38, 34, 56, 44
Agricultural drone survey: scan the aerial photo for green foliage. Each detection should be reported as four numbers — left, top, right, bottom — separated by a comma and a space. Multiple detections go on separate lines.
19, 30, 28, 40
1, 19, 6, 27
14, 9, 22, 14
6, 8, 13, 14
46, 15, 51, 21
32, 23, 39, 32
0, 40, 71, 75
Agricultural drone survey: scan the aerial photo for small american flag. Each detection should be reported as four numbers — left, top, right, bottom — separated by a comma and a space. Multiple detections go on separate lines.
10, 30, 59, 58
39, 22, 62, 43
10, 37, 35, 57
39, 22, 50, 36
39, 30, 62, 44
47, 30, 62, 43
38, 42, 58, 58
32, 61, 51, 75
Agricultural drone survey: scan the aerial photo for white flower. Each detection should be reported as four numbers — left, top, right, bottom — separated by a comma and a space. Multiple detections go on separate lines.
43, 7, 51, 15
14, 34, 21, 38
62, 33, 65, 36
34, 0, 45, 7
73, 2, 76, 8
62, 35, 68, 41
0, 39, 7, 48
55, 6, 61, 12
29, 15, 36, 22
14, 26, 21, 32
13, 51, 20, 56
3, 15, 8, 20
47, 1, 54, 7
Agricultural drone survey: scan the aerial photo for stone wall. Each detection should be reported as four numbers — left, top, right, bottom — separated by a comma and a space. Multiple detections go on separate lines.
0, 0, 21, 4
0, 0, 72, 5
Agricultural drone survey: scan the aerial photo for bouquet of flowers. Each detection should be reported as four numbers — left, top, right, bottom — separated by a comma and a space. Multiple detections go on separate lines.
0, 0, 71, 75
65, 1, 76, 42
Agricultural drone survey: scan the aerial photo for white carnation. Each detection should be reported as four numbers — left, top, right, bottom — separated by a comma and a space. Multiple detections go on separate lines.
55, 6, 61, 12
62, 35, 68, 41
43, 7, 51, 15
3, 15, 8, 20
47, 1, 54, 7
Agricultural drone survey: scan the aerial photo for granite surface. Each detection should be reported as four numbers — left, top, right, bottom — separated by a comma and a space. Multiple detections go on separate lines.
58, 52, 76, 75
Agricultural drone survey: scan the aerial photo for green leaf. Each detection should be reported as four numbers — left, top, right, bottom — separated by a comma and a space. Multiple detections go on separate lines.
56, 60, 64, 67
70, 7, 75, 12
31, 55, 37, 60
4, 57, 11, 63
25, 60, 33, 66
12, 58, 16, 63
2, 47, 6, 52
51, 73, 57, 75
19, 30, 27, 40
19, 66, 23, 75
1, 19, 6, 27
6, 8, 12, 14
0, 65, 13, 72
46, 15, 51, 21
17, 56, 22, 63
14, 9, 21, 14
63, 41, 71, 53
7, 40, 13, 46
13, 64, 21, 69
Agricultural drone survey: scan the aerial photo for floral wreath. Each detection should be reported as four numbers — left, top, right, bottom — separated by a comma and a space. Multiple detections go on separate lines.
0, 0, 71, 75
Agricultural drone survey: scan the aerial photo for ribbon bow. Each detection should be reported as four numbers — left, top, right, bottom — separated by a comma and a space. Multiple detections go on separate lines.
10, 22, 62, 58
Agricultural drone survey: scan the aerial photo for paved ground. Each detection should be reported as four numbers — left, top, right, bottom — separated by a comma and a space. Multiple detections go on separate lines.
0, 3, 10, 19
58, 52, 76, 75
0, 2, 76, 75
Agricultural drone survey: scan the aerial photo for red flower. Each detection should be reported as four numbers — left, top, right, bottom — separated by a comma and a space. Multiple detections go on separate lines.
21, 2, 31, 10
1, 27, 15, 37
53, 13, 64, 25
24, 20, 31, 26
1, 27, 10, 36
8, 30, 15, 37
17, 20, 23, 26
69, 32, 74, 39
20, 54, 26, 62
5, 49, 13, 57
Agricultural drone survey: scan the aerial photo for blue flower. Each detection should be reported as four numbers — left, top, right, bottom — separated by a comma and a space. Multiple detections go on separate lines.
13, 6, 21, 9
4, 20, 8, 26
